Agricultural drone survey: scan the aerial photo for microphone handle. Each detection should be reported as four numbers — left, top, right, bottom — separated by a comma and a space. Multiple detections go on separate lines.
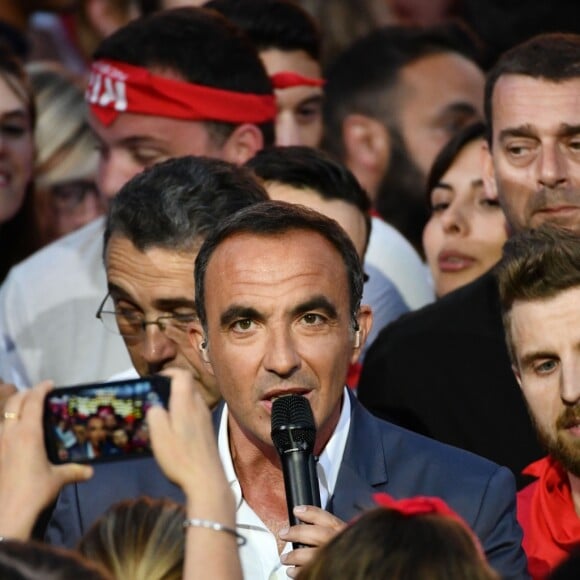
280, 450, 321, 549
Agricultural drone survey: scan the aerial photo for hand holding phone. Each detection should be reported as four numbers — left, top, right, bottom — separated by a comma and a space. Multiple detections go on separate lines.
43, 376, 170, 465
0, 381, 93, 540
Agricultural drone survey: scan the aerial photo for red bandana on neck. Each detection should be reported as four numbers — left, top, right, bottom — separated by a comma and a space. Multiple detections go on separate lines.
86, 59, 277, 126
518, 456, 580, 579
270, 71, 325, 90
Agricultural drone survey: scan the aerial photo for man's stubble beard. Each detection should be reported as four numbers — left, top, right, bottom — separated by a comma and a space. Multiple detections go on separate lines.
529, 402, 580, 478
496, 176, 580, 236
374, 127, 430, 257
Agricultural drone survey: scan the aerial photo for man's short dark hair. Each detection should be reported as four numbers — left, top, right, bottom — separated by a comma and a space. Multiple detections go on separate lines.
323, 23, 482, 160
484, 33, 580, 144
194, 200, 364, 330
104, 156, 268, 256
206, 0, 321, 60
94, 6, 274, 146
496, 226, 580, 365
245, 145, 371, 253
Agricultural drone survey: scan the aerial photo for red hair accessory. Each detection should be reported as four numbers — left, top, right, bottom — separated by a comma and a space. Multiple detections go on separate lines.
372, 493, 484, 555
270, 71, 325, 90
86, 59, 277, 127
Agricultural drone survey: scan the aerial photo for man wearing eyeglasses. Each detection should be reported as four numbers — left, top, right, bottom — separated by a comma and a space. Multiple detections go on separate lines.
96, 155, 267, 408
0, 7, 275, 390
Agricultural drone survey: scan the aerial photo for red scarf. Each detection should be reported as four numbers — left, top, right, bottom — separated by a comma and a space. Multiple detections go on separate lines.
517, 456, 580, 578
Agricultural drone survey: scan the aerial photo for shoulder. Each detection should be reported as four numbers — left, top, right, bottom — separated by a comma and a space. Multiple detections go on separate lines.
0, 218, 106, 304
396, 271, 497, 336
3, 218, 105, 285
352, 401, 503, 478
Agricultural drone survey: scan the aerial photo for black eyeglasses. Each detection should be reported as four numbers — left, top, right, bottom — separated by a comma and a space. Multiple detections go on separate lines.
95, 294, 198, 340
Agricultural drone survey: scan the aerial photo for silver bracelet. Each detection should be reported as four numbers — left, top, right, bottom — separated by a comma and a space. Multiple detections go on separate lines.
183, 518, 246, 546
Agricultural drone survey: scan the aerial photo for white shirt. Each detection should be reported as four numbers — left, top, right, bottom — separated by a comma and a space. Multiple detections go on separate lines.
0, 218, 131, 388
218, 390, 352, 580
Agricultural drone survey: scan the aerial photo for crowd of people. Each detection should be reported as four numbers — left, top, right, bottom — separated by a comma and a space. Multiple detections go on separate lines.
0, 0, 579, 579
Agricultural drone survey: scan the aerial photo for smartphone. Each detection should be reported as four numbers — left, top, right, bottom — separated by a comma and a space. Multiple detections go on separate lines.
43, 375, 170, 464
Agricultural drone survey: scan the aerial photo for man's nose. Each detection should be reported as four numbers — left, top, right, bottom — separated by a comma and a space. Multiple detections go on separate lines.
561, 359, 580, 405
97, 153, 139, 201
140, 325, 178, 370
275, 112, 301, 147
263, 328, 301, 377
538, 144, 568, 189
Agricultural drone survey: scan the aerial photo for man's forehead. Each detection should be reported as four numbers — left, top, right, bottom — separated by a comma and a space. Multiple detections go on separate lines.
206, 229, 347, 284
491, 74, 580, 129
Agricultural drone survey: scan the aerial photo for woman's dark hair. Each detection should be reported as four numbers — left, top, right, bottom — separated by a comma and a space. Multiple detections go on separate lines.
426, 121, 486, 206
0, 539, 109, 580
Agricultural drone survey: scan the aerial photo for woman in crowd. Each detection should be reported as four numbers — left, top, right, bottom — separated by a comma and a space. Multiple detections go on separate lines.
422, 122, 509, 298
78, 497, 185, 580
27, 61, 104, 246
0, 45, 39, 283
297, 493, 499, 580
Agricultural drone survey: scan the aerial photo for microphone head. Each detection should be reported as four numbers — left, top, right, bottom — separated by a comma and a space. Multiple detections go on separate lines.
271, 395, 316, 455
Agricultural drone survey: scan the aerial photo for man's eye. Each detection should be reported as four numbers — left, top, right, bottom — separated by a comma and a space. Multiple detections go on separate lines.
232, 319, 254, 332
301, 313, 325, 325
535, 360, 558, 374
296, 104, 322, 125
172, 311, 198, 323
130, 148, 167, 167
505, 141, 536, 159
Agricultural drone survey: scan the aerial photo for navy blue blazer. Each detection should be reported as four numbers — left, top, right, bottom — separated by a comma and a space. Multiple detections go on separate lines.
46, 393, 528, 579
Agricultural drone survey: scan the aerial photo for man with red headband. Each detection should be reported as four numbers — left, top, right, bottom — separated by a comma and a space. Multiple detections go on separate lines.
0, 6, 275, 388
207, 0, 324, 149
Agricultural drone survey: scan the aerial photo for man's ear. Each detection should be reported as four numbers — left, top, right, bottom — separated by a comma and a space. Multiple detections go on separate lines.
481, 140, 498, 200
188, 321, 215, 376
342, 114, 390, 201
512, 364, 522, 388
350, 305, 373, 364
221, 123, 264, 165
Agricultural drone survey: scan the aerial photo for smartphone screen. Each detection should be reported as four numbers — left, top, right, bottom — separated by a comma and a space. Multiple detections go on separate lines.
43, 375, 170, 464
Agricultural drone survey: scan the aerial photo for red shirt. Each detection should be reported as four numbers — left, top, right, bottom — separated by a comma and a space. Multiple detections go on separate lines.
517, 456, 580, 579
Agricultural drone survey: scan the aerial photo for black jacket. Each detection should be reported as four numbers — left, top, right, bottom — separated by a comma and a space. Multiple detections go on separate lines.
358, 270, 543, 490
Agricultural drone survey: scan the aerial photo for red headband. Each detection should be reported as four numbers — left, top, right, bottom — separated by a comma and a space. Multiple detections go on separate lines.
270, 71, 325, 90
86, 59, 277, 127
372, 493, 484, 555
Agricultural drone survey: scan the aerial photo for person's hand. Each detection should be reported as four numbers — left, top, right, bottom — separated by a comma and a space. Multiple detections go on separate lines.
0, 380, 17, 415
147, 368, 233, 516
0, 381, 93, 539
279, 506, 346, 577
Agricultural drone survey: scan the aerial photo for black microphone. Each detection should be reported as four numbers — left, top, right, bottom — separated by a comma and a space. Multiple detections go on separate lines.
271, 394, 321, 549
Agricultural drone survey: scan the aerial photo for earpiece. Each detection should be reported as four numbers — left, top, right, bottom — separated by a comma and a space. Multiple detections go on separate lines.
353, 324, 361, 349
199, 340, 209, 362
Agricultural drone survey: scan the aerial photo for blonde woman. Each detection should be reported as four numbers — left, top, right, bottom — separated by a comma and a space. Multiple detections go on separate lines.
27, 61, 104, 245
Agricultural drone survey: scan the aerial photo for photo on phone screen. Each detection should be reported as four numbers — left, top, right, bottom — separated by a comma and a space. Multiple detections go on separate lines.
43, 375, 170, 464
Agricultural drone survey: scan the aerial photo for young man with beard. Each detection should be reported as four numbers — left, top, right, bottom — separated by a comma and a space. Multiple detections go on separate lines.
358, 33, 580, 489
323, 23, 485, 256
497, 227, 580, 578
